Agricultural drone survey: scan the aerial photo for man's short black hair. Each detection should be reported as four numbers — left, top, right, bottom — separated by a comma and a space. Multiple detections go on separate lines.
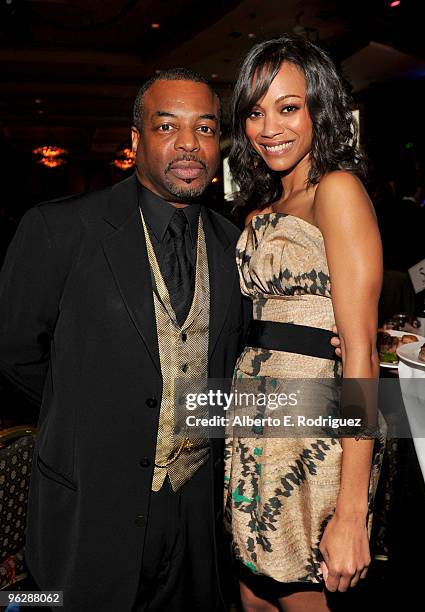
133, 67, 221, 130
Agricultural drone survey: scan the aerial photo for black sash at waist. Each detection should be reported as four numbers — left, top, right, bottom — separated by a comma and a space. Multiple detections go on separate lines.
246, 320, 336, 360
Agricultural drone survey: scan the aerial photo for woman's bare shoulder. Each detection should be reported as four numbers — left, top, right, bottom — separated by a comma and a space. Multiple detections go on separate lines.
313, 171, 376, 236
315, 170, 366, 199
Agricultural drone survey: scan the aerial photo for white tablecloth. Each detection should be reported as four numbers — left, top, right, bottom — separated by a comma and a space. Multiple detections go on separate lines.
399, 359, 425, 482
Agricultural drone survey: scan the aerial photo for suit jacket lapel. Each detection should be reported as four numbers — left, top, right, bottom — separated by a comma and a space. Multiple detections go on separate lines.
102, 175, 161, 375
201, 207, 238, 361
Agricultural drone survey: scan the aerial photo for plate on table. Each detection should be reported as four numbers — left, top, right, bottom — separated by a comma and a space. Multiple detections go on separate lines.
379, 330, 425, 369
397, 341, 425, 368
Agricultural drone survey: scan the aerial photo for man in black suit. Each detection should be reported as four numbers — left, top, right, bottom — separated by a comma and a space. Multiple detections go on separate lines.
0, 68, 250, 611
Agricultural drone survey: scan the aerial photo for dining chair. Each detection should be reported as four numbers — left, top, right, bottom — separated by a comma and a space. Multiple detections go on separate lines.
0, 426, 36, 591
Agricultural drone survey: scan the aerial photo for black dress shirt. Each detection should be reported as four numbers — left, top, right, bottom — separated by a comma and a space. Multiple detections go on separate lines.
137, 182, 200, 270
137, 182, 202, 326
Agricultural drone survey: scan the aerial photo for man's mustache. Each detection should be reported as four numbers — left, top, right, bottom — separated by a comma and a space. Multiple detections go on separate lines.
164, 155, 208, 174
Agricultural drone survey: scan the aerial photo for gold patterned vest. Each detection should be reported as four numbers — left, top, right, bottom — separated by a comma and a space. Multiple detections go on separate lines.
140, 210, 210, 492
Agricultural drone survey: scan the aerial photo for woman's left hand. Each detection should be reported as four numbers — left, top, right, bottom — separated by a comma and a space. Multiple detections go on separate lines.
319, 511, 370, 592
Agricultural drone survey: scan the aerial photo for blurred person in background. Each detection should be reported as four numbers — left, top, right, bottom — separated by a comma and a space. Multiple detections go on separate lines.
381, 172, 425, 271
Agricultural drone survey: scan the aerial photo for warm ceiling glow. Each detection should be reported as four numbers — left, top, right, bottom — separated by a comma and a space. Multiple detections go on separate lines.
151, 23, 160, 29
389, 0, 400, 6
37, 157, 66, 168
33, 145, 68, 158
33, 144, 68, 168
112, 158, 135, 170
211, 73, 218, 79
112, 146, 135, 170
116, 147, 134, 159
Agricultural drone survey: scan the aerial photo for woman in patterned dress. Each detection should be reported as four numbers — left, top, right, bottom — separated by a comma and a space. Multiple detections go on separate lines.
224, 35, 386, 611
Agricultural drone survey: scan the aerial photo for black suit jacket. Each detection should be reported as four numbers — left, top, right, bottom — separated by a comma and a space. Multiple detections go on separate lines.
0, 175, 251, 611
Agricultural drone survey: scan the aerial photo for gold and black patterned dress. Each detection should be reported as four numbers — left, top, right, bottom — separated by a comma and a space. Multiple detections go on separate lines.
224, 212, 386, 584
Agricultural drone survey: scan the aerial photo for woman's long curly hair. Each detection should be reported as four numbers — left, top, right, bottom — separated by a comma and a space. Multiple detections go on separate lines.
229, 34, 367, 211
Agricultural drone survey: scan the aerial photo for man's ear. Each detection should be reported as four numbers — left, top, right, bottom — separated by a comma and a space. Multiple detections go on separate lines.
131, 127, 140, 156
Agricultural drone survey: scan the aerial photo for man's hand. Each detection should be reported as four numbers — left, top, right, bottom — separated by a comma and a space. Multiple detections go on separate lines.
331, 325, 342, 358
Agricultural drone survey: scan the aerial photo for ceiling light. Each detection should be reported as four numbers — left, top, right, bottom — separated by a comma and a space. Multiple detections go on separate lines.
37, 157, 66, 169
111, 158, 135, 171
211, 73, 218, 79
389, 1, 400, 6
33, 145, 68, 158
112, 146, 135, 171
151, 23, 160, 29
33, 144, 68, 168
248, 33, 256, 39
116, 147, 134, 159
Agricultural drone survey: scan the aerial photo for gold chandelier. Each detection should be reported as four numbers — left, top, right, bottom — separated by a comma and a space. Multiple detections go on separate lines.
33, 145, 68, 168
37, 157, 67, 168
111, 146, 135, 170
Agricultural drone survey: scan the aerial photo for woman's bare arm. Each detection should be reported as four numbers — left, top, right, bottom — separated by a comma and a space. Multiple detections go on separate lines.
314, 170, 383, 592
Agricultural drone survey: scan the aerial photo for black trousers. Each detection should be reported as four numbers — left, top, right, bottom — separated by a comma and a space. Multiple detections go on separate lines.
133, 458, 224, 612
